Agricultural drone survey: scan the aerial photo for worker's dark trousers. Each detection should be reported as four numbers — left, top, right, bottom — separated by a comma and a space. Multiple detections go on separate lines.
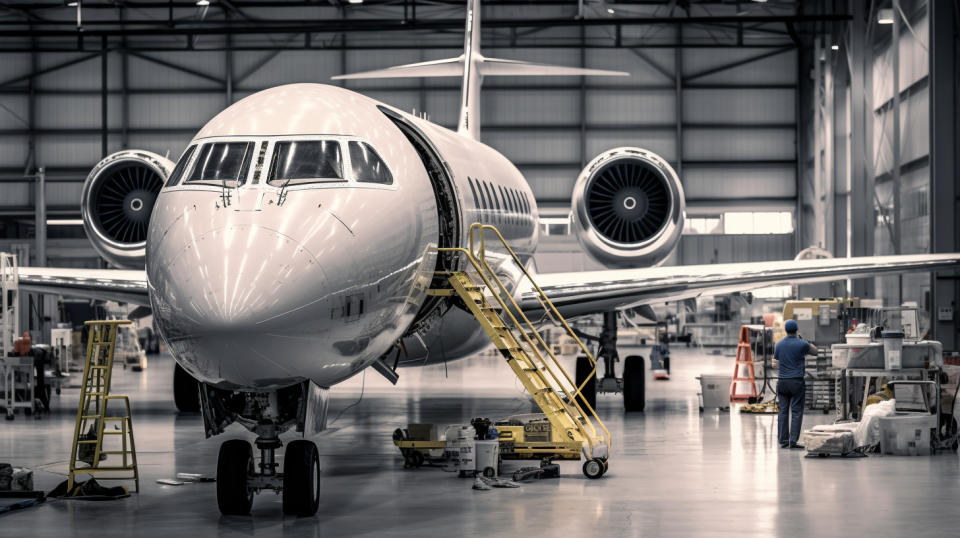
777, 378, 805, 444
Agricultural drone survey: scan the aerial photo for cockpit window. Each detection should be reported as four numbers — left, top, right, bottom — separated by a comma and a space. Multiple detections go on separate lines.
165, 145, 196, 188
348, 141, 393, 184
187, 142, 254, 186
267, 141, 344, 187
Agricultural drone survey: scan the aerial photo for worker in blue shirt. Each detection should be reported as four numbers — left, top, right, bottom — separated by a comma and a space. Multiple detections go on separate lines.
775, 319, 818, 449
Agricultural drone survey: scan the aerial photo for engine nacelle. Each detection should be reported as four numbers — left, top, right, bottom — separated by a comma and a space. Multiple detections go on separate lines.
81, 150, 174, 268
571, 147, 685, 268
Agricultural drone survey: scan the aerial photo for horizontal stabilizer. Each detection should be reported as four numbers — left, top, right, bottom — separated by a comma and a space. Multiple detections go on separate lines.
332, 55, 627, 81
332, 57, 464, 80
478, 57, 628, 77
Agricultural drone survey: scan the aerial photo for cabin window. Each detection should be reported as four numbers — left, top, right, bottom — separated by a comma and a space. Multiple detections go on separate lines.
165, 145, 196, 188
348, 141, 393, 184
468, 177, 481, 209
484, 182, 499, 212
186, 142, 254, 187
267, 140, 345, 187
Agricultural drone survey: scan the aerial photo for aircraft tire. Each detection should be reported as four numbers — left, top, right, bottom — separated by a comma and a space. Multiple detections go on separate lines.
575, 355, 597, 412
173, 362, 201, 413
623, 355, 646, 412
217, 440, 255, 515
283, 440, 321, 516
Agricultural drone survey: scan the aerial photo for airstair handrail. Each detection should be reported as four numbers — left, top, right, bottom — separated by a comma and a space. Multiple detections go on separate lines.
467, 223, 604, 404
437, 224, 611, 457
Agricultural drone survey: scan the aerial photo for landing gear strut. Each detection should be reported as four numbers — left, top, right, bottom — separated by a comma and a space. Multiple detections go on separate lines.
574, 311, 646, 412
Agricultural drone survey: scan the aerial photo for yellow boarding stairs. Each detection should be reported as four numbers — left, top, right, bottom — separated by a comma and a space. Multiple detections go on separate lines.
68, 320, 140, 493
429, 224, 611, 479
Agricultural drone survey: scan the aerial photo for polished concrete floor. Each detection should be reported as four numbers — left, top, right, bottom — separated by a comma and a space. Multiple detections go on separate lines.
3, 346, 960, 537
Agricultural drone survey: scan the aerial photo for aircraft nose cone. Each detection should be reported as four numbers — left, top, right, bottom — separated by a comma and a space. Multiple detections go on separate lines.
150, 224, 328, 387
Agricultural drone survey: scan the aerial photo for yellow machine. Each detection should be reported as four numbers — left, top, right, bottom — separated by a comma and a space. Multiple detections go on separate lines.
394, 224, 611, 479
493, 416, 583, 460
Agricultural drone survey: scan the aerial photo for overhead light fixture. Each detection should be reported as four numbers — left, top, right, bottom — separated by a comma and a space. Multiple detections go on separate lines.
877, 8, 894, 24
66, 1, 77, 5
348, 0, 364, 4
606, 8, 615, 14
752, 0, 768, 3
47, 219, 83, 226
831, 44, 839, 51
196, 0, 210, 6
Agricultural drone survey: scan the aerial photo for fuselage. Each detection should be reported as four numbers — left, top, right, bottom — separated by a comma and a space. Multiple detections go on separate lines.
147, 83, 539, 390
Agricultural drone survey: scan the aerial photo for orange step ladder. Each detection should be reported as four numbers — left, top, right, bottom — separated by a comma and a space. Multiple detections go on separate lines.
730, 325, 758, 403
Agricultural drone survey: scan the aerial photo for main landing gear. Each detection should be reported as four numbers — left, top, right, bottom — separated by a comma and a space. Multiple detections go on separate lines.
574, 311, 646, 412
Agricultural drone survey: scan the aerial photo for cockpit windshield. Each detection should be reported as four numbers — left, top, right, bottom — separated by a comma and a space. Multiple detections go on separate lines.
186, 142, 254, 187
267, 141, 345, 187
164, 137, 393, 191
348, 141, 393, 184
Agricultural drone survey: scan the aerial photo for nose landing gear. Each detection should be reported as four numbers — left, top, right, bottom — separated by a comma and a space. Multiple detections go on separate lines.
216, 427, 322, 516
202, 381, 329, 517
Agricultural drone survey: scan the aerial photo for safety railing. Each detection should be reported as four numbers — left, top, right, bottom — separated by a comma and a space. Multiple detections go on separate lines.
437, 223, 610, 458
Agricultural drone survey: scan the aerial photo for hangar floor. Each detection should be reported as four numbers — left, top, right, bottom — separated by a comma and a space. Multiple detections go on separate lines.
3, 346, 960, 536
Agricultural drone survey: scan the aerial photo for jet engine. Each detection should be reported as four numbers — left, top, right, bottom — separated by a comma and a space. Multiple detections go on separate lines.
571, 147, 685, 268
81, 150, 174, 268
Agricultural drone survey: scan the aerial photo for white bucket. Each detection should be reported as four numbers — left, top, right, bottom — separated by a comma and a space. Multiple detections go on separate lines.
474, 440, 499, 477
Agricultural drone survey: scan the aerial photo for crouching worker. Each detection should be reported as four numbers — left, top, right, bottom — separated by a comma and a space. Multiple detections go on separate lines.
775, 319, 818, 449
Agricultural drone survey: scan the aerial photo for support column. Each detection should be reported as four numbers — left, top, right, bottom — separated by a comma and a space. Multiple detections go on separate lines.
849, 0, 874, 299
579, 25, 586, 169
121, 8, 129, 148
674, 29, 683, 265
101, 35, 108, 158
34, 167, 45, 267
225, 12, 233, 106
891, 0, 903, 306
930, 0, 959, 350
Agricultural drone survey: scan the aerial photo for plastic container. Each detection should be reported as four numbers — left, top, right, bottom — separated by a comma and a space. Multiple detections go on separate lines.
474, 440, 499, 477
878, 414, 935, 455
697, 375, 732, 411
882, 330, 904, 370
845, 333, 872, 345
456, 428, 475, 477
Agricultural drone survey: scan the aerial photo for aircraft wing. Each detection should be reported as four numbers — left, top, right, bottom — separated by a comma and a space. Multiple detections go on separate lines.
17, 267, 150, 306
518, 254, 960, 319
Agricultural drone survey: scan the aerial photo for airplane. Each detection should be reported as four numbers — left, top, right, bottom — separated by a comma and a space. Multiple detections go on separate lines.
13, 0, 960, 517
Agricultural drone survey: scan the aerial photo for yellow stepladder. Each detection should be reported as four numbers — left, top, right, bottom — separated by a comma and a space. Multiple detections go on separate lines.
429, 224, 611, 479
68, 320, 140, 493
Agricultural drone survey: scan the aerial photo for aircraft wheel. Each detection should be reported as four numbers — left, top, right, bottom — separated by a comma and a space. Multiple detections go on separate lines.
173, 362, 201, 413
217, 440, 254, 515
575, 355, 597, 412
283, 440, 321, 517
582, 458, 604, 479
623, 355, 646, 412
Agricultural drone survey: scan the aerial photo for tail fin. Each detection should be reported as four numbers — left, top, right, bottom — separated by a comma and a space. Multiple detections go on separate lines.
332, 0, 627, 140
